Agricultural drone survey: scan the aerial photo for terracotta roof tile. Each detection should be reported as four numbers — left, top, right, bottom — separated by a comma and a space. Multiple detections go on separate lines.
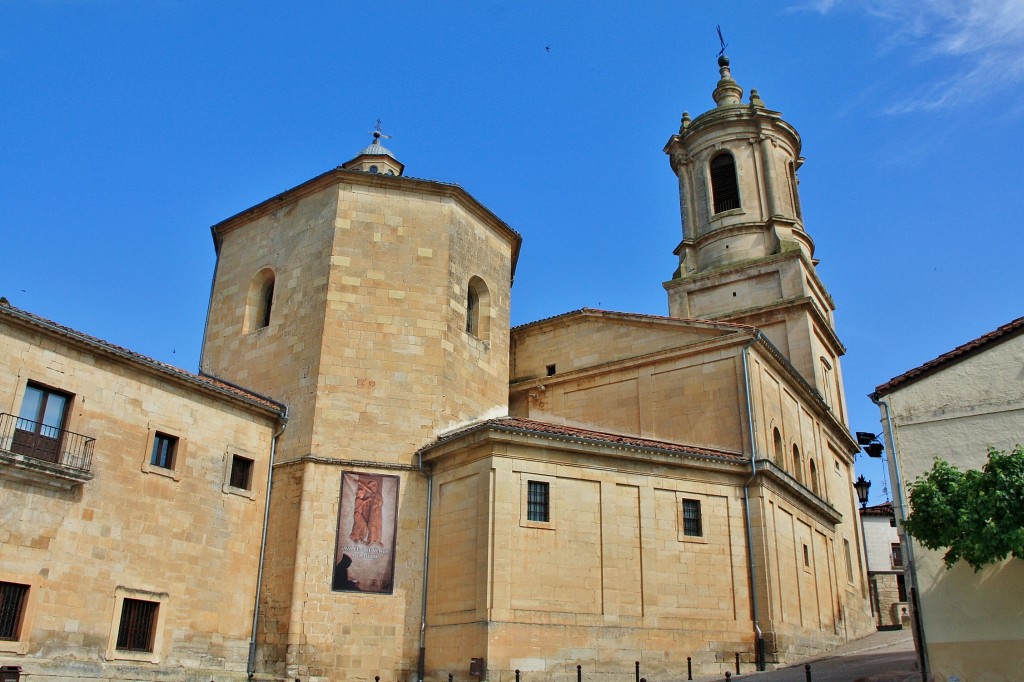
512, 307, 757, 333
0, 300, 285, 415
860, 501, 894, 516
874, 315, 1024, 396
424, 416, 747, 463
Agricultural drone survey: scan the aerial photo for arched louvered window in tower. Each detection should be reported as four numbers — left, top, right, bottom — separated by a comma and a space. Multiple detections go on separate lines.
465, 276, 491, 341
246, 268, 276, 333
710, 153, 741, 214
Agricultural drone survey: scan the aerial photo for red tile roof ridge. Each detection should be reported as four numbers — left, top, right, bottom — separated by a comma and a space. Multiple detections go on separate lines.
0, 300, 285, 415
874, 315, 1024, 396
426, 415, 747, 462
860, 501, 895, 516
513, 307, 757, 333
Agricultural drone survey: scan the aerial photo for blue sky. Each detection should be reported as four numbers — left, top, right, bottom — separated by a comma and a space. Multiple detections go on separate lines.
2, 1, 1022, 504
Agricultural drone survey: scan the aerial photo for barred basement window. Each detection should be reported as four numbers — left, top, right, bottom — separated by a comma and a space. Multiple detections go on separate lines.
229, 455, 254, 491
0, 582, 28, 641
710, 152, 740, 213
527, 481, 549, 522
150, 432, 177, 470
116, 598, 158, 652
682, 499, 702, 537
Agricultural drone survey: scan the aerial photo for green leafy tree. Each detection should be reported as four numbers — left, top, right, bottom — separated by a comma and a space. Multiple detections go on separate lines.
902, 446, 1024, 571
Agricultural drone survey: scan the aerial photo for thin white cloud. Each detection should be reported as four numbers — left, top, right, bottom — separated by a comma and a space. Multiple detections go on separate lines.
802, 0, 1024, 113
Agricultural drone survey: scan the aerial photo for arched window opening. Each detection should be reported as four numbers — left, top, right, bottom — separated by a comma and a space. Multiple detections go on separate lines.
710, 153, 740, 214
809, 459, 819, 495
773, 428, 784, 468
792, 444, 803, 484
465, 276, 490, 341
788, 161, 803, 219
246, 269, 276, 333
259, 279, 275, 329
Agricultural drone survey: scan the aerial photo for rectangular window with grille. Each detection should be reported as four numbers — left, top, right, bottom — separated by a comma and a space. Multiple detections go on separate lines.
891, 542, 903, 568
0, 582, 29, 641
116, 598, 158, 652
527, 481, 549, 522
229, 455, 254, 490
149, 432, 177, 470
682, 499, 703, 537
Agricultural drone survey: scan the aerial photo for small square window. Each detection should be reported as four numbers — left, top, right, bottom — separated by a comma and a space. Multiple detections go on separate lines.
0, 582, 29, 641
116, 598, 158, 652
229, 455, 254, 491
682, 499, 702, 537
527, 481, 549, 522
149, 433, 177, 470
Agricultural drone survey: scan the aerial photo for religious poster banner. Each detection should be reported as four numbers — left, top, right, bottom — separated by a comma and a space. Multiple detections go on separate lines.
332, 472, 399, 594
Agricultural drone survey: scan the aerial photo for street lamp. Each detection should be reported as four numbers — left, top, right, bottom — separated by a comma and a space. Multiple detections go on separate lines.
854, 475, 871, 509
855, 431, 885, 458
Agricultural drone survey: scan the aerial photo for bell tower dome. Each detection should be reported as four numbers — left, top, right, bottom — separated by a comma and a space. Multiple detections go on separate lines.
663, 55, 846, 417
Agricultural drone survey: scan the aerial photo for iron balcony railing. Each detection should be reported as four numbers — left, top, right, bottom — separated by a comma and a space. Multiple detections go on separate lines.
0, 413, 94, 473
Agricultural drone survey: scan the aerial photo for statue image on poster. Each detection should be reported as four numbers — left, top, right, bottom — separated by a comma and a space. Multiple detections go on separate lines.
332, 472, 399, 593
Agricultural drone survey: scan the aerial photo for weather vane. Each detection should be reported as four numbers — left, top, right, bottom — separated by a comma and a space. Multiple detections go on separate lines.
369, 119, 392, 143
716, 25, 728, 57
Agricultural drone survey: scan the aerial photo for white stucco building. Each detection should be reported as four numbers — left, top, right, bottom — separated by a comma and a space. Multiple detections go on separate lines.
872, 315, 1024, 682
859, 502, 906, 629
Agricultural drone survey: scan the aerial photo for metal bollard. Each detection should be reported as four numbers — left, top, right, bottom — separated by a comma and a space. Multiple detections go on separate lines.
687, 656, 692, 681
635, 660, 640, 682
805, 663, 812, 681
515, 669, 521, 682
735, 652, 740, 675
725, 672, 731, 681
449, 674, 454, 682
577, 664, 582, 682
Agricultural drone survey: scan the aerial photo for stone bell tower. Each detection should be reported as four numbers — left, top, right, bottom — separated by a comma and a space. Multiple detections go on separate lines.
663, 54, 848, 420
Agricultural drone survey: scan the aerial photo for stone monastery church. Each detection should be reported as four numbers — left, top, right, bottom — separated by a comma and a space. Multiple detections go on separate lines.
0, 56, 874, 682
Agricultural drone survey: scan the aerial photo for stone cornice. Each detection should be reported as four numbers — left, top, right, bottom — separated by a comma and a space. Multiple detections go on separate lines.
210, 167, 522, 277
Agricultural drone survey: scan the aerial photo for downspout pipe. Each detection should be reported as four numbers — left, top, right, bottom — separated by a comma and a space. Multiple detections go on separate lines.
416, 450, 434, 682
741, 331, 766, 671
248, 407, 289, 680
872, 395, 929, 681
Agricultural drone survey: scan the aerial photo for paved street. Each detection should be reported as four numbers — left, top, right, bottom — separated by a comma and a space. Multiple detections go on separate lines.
695, 629, 919, 682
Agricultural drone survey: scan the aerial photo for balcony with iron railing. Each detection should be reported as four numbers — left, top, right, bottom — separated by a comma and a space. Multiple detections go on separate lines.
0, 413, 94, 490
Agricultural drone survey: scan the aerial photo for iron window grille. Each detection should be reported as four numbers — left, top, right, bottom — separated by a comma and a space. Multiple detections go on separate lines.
0, 582, 28, 641
527, 481, 549, 522
682, 499, 703, 537
116, 598, 158, 652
